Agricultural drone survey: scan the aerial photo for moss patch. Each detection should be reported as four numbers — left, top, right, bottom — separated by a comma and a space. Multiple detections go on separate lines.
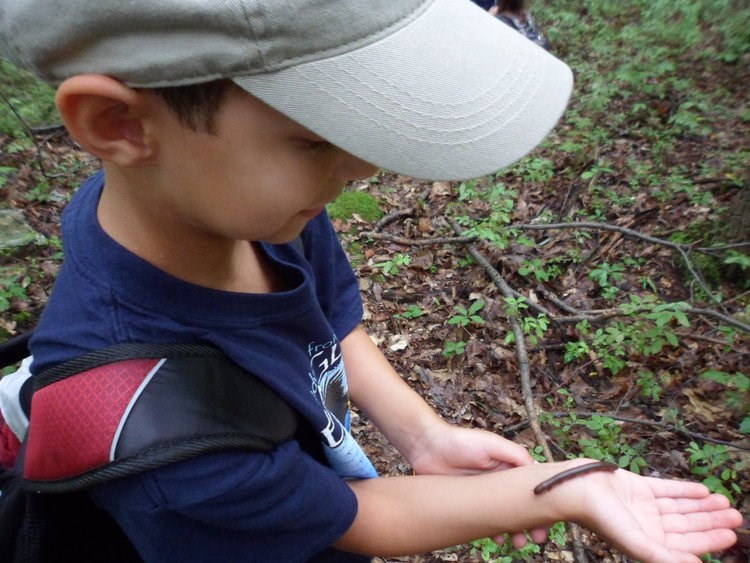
327, 190, 383, 222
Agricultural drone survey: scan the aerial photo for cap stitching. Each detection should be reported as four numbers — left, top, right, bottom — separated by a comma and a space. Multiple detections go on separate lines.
332, 46, 529, 116
253, 0, 433, 74
237, 0, 267, 71
121, 0, 434, 88
292, 53, 544, 143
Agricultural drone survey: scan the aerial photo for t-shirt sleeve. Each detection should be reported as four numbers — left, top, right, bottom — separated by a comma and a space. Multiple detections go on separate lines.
90, 441, 361, 562
301, 212, 363, 340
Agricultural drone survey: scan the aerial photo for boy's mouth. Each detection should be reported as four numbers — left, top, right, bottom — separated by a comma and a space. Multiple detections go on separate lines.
298, 206, 325, 219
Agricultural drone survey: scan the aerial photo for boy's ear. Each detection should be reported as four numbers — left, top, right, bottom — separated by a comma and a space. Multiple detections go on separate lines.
55, 75, 157, 166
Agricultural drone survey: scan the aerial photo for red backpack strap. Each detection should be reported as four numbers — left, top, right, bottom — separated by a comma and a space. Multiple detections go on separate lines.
23, 343, 298, 492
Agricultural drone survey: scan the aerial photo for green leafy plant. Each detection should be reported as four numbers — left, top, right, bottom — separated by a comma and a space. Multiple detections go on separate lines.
471, 522, 566, 562
395, 304, 425, 320
458, 183, 519, 250
502, 296, 528, 317
577, 415, 648, 474
373, 253, 411, 276
723, 250, 750, 271
448, 299, 485, 328
686, 441, 743, 502
443, 340, 466, 358
588, 261, 625, 298
0, 165, 16, 189
518, 258, 562, 282
635, 369, 667, 401
701, 370, 750, 433
0, 60, 58, 136
0, 271, 29, 314
505, 314, 550, 347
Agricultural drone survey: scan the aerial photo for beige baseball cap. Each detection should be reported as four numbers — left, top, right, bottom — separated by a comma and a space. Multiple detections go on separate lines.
1, 0, 573, 180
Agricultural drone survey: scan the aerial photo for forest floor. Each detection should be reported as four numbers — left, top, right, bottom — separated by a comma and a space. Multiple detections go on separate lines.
1, 1, 749, 562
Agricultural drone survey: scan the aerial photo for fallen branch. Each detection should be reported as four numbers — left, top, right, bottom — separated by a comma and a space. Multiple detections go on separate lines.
0, 87, 49, 178
29, 124, 67, 136
515, 221, 725, 309
449, 220, 552, 457
359, 231, 477, 246
537, 287, 750, 335
698, 241, 750, 252
371, 209, 414, 232
686, 306, 750, 334
449, 221, 595, 563
503, 411, 750, 452
362, 220, 749, 333
552, 411, 750, 453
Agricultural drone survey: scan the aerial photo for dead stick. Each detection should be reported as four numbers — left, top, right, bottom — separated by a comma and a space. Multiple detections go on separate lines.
371, 209, 414, 232
515, 222, 724, 309
449, 220, 551, 456
360, 231, 477, 246
504, 412, 750, 452
448, 219, 596, 559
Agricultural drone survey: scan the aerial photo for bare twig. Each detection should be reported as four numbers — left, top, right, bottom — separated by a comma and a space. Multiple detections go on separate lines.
359, 231, 477, 246
516, 221, 687, 250
451, 219, 592, 562
361, 216, 749, 332
29, 124, 66, 136
686, 307, 750, 334
449, 220, 553, 456
698, 241, 750, 252
504, 411, 750, 452
0, 87, 49, 178
677, 332, 744, 350
515, 221, 725, 309
548, 411, 750, 452
371, 209, 414, 232
536, 287, 750, 334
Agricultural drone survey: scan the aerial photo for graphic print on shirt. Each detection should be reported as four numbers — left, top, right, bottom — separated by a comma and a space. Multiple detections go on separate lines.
308, 338, 377, 479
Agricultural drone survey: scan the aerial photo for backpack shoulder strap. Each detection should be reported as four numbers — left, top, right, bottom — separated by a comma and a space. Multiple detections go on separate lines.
24, 343, 298, 492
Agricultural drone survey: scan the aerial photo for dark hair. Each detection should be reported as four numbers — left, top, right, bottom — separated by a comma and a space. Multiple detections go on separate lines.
148, 80, 235, 133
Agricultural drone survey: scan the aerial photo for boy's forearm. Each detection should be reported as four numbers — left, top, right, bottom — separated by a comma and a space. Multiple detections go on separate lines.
336, 461, 579, 556
341, 325, 445, 459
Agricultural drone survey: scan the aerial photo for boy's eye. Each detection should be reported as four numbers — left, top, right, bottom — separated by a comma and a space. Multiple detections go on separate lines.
296, 138, 333, 150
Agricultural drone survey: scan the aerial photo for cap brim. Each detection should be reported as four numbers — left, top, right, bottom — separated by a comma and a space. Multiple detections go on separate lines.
234, 0, 573, 181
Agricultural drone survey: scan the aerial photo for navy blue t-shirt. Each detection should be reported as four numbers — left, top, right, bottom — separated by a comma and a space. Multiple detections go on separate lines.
30, 171, 375, 562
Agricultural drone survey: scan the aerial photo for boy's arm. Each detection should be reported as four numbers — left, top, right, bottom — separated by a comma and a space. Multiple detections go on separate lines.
341, 324, 532, 476
339, 325, 741, 561
342, 323, 548, 546
335, 457, 741, 561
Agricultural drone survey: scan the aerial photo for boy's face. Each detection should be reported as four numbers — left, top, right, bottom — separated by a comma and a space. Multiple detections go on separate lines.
146, 86, 378, 244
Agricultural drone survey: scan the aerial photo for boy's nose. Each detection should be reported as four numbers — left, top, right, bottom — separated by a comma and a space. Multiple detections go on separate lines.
336, 151, 379, 183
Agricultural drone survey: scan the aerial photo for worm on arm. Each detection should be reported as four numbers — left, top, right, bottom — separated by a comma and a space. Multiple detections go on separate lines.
533, 461, 619, 495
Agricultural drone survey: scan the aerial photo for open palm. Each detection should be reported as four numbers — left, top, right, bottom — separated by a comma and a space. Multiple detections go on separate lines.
577, 469, 741, 563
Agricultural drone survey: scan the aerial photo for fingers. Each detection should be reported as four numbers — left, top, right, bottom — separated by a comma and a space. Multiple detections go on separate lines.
511, 531, 527, 548
646, 477, 712, 500
492, 527, 548, 549
663, 529, 739, 557
528, 526, 548, 544
509, 527, 548, 548
660, 507, 743, 535
653, 488, 742, 554
482, 435, 534, 468
656, 493, 730, 515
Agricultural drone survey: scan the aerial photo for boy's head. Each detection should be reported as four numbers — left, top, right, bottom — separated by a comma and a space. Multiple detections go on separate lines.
1, 0, 573, 181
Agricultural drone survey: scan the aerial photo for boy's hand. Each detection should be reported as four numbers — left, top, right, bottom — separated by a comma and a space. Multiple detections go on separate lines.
408, 423, 547, 546
408, 423, 531, 475
554, 461, 743, 563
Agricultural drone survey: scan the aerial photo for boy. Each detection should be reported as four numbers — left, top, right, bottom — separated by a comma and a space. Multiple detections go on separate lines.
0, 0, 741, 562
472, 0, 551, 50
